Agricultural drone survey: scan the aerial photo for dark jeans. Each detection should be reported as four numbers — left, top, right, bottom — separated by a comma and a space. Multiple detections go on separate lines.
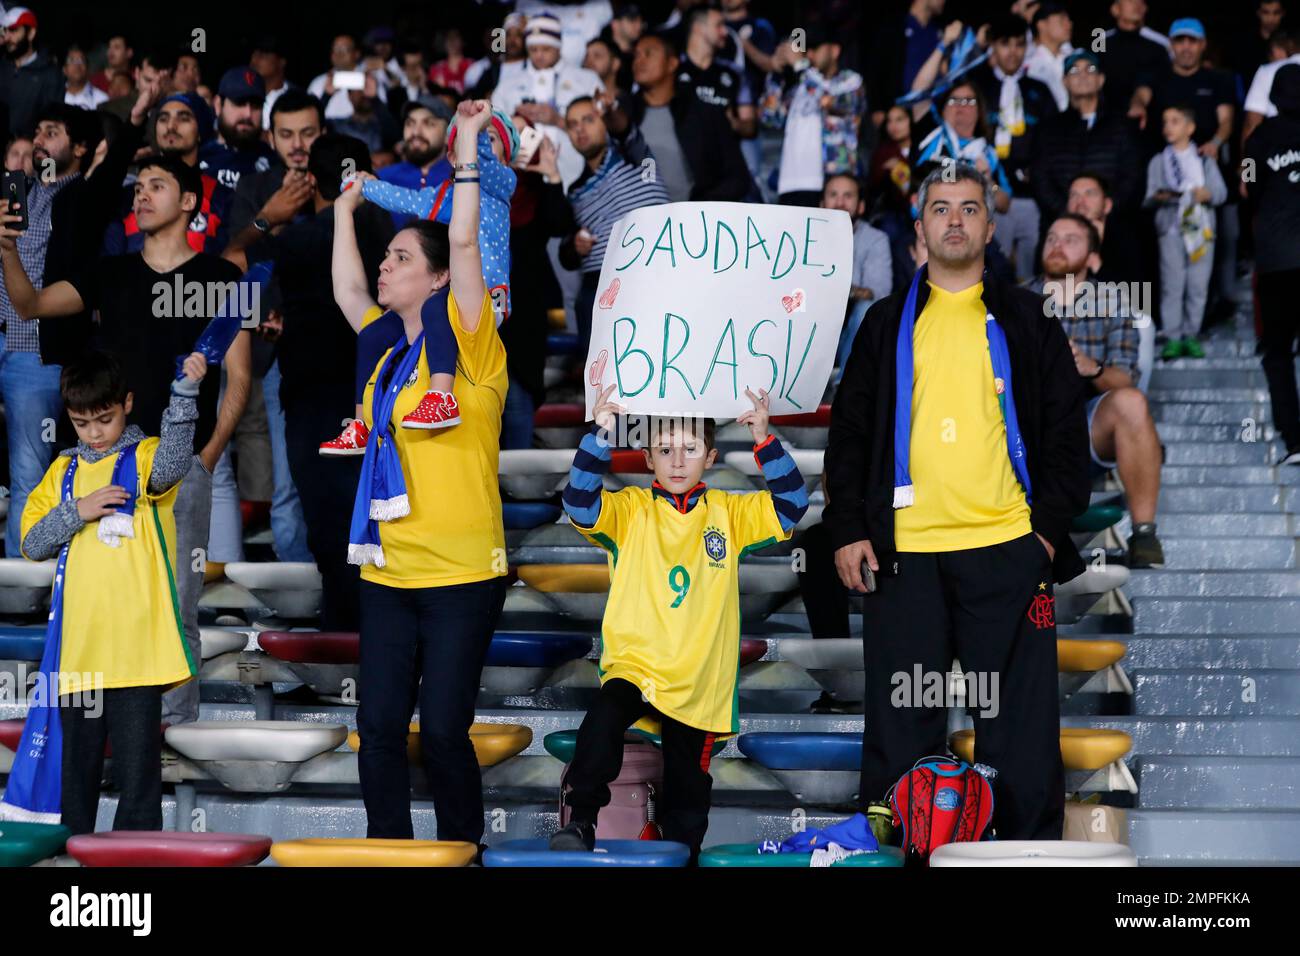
61, 685, 163, 836
565, 678, 715, 858
1259, 267, 1300, 451
282, 386, 362, 630
353, 291, 456, 404
356, 575, 507, 843
858, 532, 1064, 840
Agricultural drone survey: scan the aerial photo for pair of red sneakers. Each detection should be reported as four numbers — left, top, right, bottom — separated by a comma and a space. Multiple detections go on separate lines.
319, 390, 460, 456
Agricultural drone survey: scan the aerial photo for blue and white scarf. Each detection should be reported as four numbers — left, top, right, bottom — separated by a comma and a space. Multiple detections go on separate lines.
95, 443, 141, 547
346, 322, 428, 569
893, 267, 1031, 508
0, 444, 137, 822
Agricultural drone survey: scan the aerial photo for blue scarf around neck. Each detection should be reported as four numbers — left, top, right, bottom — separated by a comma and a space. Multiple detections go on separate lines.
893, 267, 1032, 508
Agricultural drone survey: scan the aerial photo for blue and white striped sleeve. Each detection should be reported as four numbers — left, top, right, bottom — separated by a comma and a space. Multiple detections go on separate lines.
562, 426, 613, 529
754, 435, 808, 534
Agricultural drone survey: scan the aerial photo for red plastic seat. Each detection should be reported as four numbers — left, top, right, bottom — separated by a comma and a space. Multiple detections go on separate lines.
533, 403, 585, 427
770, 404, 831, 428
739, 638, 767, 668
258, 631, 360, 664
610, 449, 651, 474
0, 720, 165, 757
66, 831, 272, 867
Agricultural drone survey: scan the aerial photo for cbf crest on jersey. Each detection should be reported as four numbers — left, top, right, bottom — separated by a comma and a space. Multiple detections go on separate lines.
703, 526, 727, 567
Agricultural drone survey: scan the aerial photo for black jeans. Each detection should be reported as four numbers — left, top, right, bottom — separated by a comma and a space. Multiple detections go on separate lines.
1259, 267, 1300, 450
858, 532, 1064, 840
61, 685, 163, 836
565, 678, 715, 858
282, 386, 362, 630
794, 522, 851, 640
356, 576, 507, 843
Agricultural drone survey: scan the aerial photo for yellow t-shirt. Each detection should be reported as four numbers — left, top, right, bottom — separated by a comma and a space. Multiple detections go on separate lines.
893, 282, 1032, 552
575, 487, 788, 734
20, 441, 195, 696
359, 291, 509, 588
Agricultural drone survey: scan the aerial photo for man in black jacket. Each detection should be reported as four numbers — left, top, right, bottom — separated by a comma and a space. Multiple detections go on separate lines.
624, 31, 753, 203
826, 164, 1089, 840
1245, 64, 1300, 465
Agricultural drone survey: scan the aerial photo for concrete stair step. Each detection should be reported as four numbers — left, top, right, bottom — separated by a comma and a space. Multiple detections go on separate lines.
1145, 388, 1271, 403
1155, 424, 1277, 443
1150, 402, 1270, 426
1156, 486, 1285, 513
1127, 570, 1300, 598
1137, 756, 1300, 810
1149, 513, 1295, 536
1163, 443, 1278, 465
1159, 466, 1281, 486
1149, 369, 1267, 390
1133, 596, 1300, 633
1142, 537, 1296, 569
1127, 810, 1300, 865
1124, 635, 1300, 669
1131, 669, 1300, 716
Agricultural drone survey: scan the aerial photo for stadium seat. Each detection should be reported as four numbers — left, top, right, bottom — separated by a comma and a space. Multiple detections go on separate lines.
533, 403, 587, 449
769, 404, 832, 447
0, 559, 54, 616
1070, 504, 1126, 533
270, 838, 477, 867
164, 721, 348, 792
722, 449, 823, 490
66, 831, 273, 867
542, 729, 727, 763
546, 332, 580, 356
609, 448, 652, 474
502, 501, 562, 530
949, 728, 1132, 771
739, 637, 768, 668
257, 631, 360, 696
482, 838, 690, 867
0, 822, 71, 867
0, 626, 45, 662
929, 840, 1137, 867
481, 630, 594, 694
346, 722, 533, 767
738, 732, 861, 805
777, 638, 862, 701
699, 843, 905, 867
199, 627, 248, 660
223, 562, 322, 620
498, 449, 574, 499
0, 719, 22, 752
1057, 639, 1126, 673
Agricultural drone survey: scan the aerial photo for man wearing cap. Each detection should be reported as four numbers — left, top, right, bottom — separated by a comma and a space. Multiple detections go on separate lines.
520, 0, 612, 68
0, 7, 62, 140
375, 96, 453, 227
1245, 64, 1300, 467
251, 35, 294, 131
1030, 50, 1141, 224
199, 66, 275, 192
1024, 2, 1074, 111
1097, 0, 1172, 114
493, 10, 602, 183
1130, 19, 1234, 156
103, 92, 232, 256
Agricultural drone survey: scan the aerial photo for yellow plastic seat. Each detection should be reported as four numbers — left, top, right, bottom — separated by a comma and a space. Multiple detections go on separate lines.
203, 561, 226, 584
949, 727, 1132, 771
1056, 639, 1126, 673
516, 564, 610, 593
270, 838, 476, 867
347, 722, 533, 767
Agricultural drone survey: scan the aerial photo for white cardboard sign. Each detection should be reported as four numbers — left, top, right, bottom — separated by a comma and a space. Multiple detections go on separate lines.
583, 202, 852, 418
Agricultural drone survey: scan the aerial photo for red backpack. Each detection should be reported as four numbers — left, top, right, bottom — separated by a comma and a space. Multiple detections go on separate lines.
888, 755, 995, 865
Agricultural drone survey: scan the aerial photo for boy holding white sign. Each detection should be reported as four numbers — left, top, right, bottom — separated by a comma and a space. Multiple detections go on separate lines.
551, 384, 808, 859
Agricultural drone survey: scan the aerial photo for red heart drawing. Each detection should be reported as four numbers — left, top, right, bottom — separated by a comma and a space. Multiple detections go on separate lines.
588, 349, 609, 388
598, 278, 621, 309
780, 289, 804, 313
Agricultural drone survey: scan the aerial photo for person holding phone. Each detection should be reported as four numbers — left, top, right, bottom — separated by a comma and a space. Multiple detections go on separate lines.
826, 163, 1090, 842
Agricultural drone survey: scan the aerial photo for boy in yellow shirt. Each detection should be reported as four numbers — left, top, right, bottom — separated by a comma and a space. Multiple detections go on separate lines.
551, 384, 808, 858
13, 350, 205, 833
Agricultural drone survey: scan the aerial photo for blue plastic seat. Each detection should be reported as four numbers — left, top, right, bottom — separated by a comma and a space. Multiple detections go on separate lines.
483, 838, 690, 867
546, 333, 580, 356
738, 732, 861, 771
502, 502, 562, 530
0, 626, 46, 661
485, 632, 592, 668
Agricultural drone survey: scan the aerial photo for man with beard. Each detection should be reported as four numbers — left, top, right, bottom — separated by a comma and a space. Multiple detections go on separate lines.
375, 96, 453, 228
0, 7, 62, 140
103, 92, 232, 255
199, 66, 274, 193
1026, 213, 1164, 567
826, 164, 1089, 841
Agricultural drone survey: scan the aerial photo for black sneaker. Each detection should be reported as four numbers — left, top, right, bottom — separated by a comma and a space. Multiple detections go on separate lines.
549, 821, 596, 852
1281, 447, 1300, 467
1127, 527, 1165, 569
810, 691, 860, 714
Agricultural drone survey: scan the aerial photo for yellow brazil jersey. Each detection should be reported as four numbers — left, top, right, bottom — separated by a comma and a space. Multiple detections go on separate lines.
359, 291, 509, 588
574, 487, 789, 734
894, 281, 1032, 552
20, 441, 195, 696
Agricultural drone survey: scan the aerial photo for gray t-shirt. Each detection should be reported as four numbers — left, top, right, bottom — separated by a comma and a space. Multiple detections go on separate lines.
640, 105, 694, 202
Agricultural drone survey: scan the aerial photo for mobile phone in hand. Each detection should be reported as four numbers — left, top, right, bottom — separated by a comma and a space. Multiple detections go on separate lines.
515, 126, 543, 167
3, 171, 28, 231
333, 70, 366, 91
860, 561, 877, 594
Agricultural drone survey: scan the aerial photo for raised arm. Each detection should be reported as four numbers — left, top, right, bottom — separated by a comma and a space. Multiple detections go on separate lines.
332, 171, 381, 332
448, 99, 490, 330
0, 200, 86, 318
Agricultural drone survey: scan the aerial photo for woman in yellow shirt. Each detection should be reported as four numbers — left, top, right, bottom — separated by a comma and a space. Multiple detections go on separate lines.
331, 100, 509, 852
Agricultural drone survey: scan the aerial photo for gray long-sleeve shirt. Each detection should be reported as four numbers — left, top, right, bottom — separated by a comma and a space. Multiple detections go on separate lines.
852, 219, 893, 303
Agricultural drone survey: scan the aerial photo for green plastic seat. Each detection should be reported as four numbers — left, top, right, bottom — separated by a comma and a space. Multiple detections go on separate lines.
0, 822, 71, 867
699, 843, 905, 867
543, 729, 727, 763
1071, 505, 1124, 533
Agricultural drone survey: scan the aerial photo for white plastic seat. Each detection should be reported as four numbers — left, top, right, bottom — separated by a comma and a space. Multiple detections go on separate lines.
929, 840, 1137, 867
199, 628, 249, 660
1057, 564, 1130, 598
739, 563, 798, 594
0, 558, 55, 587
223, 562, 322, 590
165, 721, 346, 762
723, 449, 824, 481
